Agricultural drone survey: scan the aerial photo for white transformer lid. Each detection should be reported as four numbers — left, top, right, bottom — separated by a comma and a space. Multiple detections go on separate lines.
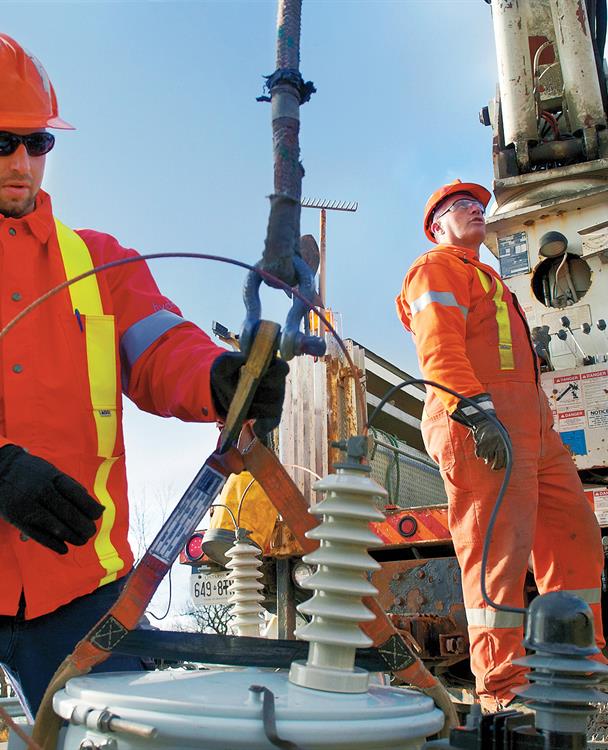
54, 668, 445, 749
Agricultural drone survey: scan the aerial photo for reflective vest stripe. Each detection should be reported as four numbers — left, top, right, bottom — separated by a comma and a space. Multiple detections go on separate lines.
86, 316, 118, 457
94, 457, 122, 586
563, 587, 601, 605
54, 219, 124, 585
410, 290, 468, 319
120, 309, 186, 391
475, 268, 515, 370
54, 219, 103, 315
466, 607, 524, 628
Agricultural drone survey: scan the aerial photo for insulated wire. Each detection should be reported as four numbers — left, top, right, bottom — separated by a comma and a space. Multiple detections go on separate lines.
283, 463, 322, 480
237, 477, 257, 528
0, 251, 367, 624
146, 566, 172, 622
210, 503, 239, 530
2, 250, 520, 615
0, 251, 367, 424
367, 377, 525, 616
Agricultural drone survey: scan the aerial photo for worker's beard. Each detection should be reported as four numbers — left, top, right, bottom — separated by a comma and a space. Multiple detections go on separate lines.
0, 193, 36, 219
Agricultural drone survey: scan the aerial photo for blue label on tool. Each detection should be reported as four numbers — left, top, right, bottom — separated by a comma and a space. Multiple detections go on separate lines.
149, 465, 226, 564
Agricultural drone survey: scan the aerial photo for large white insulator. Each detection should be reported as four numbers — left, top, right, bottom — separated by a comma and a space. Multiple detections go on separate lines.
491, 0, 537, 151
289, 460, 387, 694
549, 0, 606, 135
225, 530, 264, 637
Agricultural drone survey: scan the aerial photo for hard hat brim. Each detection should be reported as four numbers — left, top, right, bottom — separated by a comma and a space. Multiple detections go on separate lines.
0, 114, 75, 130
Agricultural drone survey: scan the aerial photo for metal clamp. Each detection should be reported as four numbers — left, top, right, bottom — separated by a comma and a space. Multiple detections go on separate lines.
241, 256, 326, 361
71, 705, 157, 740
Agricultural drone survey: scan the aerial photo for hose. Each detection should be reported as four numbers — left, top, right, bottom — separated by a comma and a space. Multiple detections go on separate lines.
367, 378, 523, 617
0, 251, 367, 430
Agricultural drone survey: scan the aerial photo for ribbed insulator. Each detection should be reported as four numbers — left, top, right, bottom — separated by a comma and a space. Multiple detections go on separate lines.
514, 592, 608, 735
515, 651, 608, 735
289, 465, 387, 694
225, 533, 264, 637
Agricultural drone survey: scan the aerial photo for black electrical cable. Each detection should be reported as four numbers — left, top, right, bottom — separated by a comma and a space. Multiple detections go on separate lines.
367, 378, 525, 617
0, 248, 521, 617
587, 0, 608, 116
0, 251, 361, 404
249, 685, 303, 750
597, 0, 607, 70
146, 566, 172, 622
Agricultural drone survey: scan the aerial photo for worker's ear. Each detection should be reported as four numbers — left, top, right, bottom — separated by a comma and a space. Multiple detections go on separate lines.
431, 220, 443, 237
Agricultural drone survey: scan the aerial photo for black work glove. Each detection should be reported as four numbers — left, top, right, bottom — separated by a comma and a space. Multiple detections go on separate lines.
210, 351, 289, 436
450, 393, 508, 471
0, 445, 104, 554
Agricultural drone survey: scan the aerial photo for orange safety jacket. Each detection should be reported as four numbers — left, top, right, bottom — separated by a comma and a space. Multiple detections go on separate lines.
0, 191, 225, 619
395, 244, 538, 414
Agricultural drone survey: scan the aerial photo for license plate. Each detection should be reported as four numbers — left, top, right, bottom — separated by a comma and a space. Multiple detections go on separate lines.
190, 571, 231, 606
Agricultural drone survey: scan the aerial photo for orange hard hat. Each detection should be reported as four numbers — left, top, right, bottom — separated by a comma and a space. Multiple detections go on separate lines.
423, 179, 491, 243
0, 34, 74, 130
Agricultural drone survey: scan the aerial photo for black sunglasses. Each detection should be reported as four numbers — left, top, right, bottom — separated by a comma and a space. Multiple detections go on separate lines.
0, 131, 55, 158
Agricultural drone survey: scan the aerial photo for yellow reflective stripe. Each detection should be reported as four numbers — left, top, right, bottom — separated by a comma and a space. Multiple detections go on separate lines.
54, 219, 124, 584
86, 316, 118, 457
475, 267, 491, 293
475, 268, 514, 370
54, 219, 103, 315
94, 457, 124, 585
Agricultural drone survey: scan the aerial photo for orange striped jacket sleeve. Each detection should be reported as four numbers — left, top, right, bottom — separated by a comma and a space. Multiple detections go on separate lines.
396, 253, 484, 413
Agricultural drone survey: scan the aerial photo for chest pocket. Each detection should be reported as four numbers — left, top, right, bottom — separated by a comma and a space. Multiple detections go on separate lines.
473, 266, 515, 371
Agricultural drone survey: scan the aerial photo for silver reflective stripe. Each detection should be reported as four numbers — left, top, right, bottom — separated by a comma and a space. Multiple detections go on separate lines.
461, 399, 494, 417
120, 309, 186, 390
466, 607, 524, 628
563, 588, 601, 604
410, 290, 468, 319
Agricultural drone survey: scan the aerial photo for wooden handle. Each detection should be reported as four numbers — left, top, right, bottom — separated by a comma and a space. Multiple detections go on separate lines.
218, 320, 280, 453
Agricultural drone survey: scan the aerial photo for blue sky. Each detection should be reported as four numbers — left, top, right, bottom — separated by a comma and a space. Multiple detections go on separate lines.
4, 1, 498, 619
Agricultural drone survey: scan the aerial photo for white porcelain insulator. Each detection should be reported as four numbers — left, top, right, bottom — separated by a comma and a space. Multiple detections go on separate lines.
225, 537, 264, 637
289, 465, 387, 694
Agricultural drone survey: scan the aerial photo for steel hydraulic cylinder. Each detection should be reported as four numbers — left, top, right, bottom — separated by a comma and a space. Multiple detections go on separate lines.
549, 0, 606, 135
491, 1, 537, 156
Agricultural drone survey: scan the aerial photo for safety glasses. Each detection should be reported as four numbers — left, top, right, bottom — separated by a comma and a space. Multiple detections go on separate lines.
434, 198, 485, 221
0, 131, 55, 158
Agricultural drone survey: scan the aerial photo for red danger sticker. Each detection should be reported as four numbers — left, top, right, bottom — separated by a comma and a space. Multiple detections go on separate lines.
554, 374, 581, 383
581, 370, 608, 379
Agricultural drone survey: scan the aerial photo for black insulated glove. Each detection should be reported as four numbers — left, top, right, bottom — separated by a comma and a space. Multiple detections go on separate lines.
0, 445, 104, 554
450, 393, 508, 471
210, 351, 289, 436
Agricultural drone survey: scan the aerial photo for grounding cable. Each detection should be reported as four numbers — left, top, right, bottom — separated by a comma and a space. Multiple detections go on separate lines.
367, 376, 523, 617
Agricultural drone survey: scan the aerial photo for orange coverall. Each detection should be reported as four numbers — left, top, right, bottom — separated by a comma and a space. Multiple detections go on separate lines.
396, 243, 605, 710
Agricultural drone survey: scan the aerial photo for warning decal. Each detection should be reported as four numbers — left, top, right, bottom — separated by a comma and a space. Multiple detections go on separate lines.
541, 361, 608, 469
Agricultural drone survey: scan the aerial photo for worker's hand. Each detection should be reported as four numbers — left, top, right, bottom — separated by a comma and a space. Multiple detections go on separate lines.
210, 351, 289, 435
0, 445, 104, 554
450, 393, 509, 471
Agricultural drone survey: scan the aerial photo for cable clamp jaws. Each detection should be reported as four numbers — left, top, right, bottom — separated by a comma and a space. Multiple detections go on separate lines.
240, 255, 326, 361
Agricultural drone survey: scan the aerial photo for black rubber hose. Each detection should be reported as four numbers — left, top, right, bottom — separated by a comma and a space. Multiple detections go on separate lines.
588, 0, 608, 118
597, 0, 607, 67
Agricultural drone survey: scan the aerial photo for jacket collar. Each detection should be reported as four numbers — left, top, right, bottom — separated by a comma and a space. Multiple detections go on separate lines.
0, 189, 54, 244
430, 243, 480, 262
